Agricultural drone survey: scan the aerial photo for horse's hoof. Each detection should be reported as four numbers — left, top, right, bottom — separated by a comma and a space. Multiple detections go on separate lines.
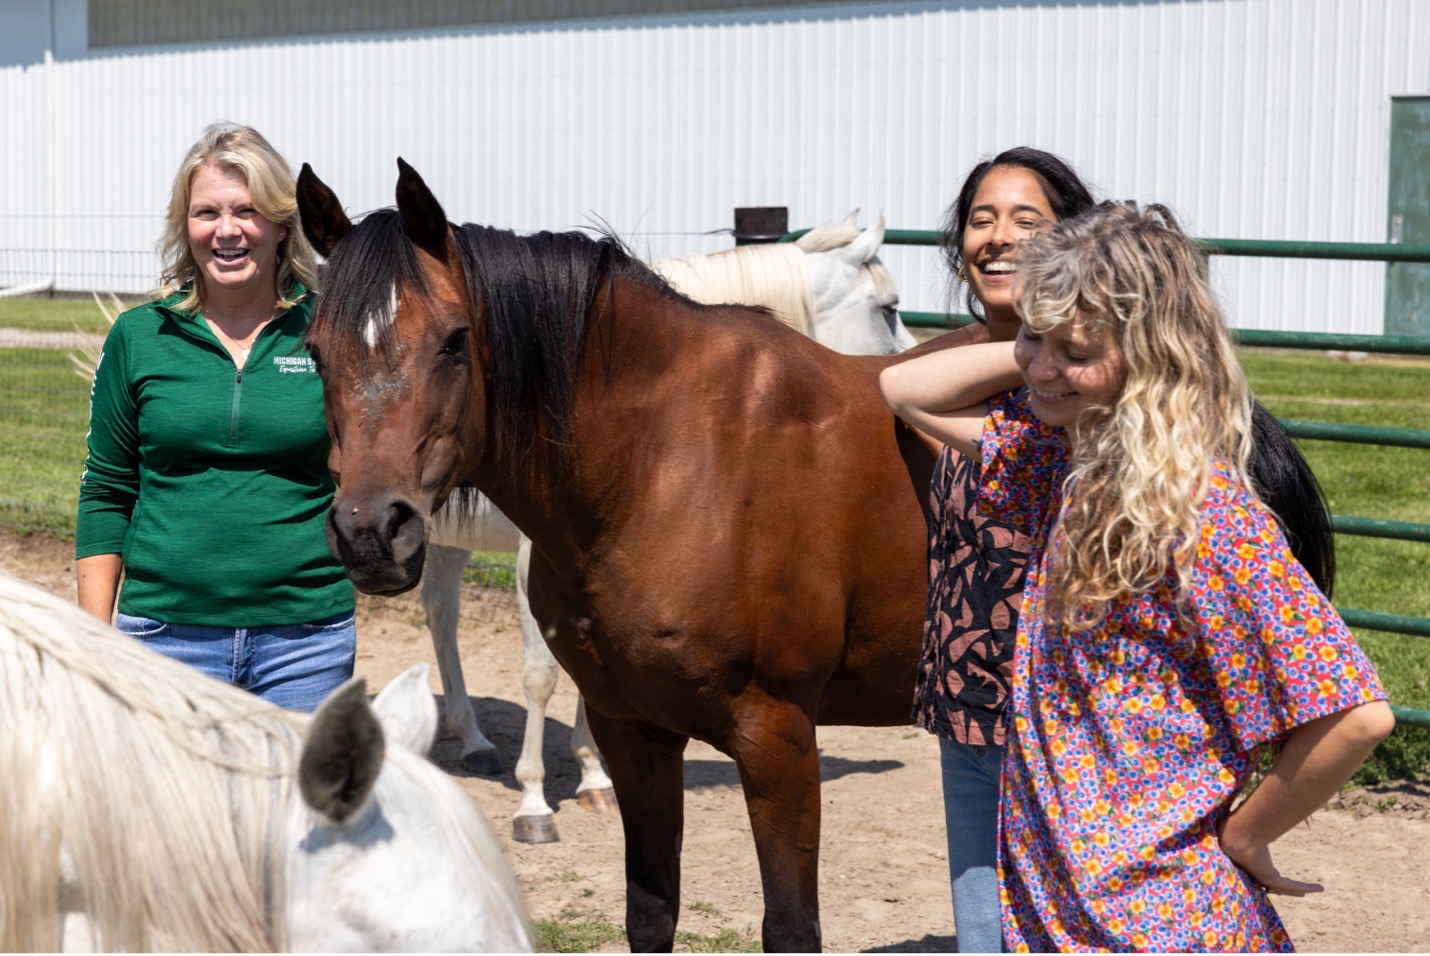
512, 814, 560, 844
577, 787, 618, 813
461, 749, 504, 776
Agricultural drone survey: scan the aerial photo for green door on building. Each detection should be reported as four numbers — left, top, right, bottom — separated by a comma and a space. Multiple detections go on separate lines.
1386, 97, 1430, 336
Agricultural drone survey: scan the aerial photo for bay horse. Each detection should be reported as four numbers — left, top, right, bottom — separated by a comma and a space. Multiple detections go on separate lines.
422, 215, 913, 843
0, 567, 532, 952
297, 159, 981, 952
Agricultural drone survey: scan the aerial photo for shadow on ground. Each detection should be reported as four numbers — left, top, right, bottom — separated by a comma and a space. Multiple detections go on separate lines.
865, 933, 958, 953
430, 694, 906, 800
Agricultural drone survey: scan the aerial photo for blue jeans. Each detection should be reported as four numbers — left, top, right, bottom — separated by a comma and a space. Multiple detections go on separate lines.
940, 735, 1005, 953
115, 611, 357, 713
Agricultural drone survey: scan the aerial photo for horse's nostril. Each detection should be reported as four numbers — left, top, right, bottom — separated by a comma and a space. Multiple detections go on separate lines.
382, 499, 419, 542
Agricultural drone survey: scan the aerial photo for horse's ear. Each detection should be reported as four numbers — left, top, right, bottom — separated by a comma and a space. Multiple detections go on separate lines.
395, 157, 452, 263
299, 677, 385, 823
843, 211, 886, 264
296, 163, 353, 259
370, 662, 439, 756
841, 208, 861, 227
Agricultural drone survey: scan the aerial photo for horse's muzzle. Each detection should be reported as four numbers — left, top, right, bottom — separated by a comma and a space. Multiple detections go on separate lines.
326, 495, 427, 595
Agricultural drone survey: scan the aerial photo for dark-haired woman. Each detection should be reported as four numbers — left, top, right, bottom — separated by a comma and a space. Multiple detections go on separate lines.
914, 147, 1096, 952
911, 148, 1336, 952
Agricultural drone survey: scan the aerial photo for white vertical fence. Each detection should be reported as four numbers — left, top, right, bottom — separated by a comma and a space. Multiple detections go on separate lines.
0, 0, 1427, 333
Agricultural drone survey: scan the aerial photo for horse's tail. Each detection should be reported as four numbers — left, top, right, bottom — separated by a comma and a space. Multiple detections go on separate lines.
1249, 400, 1337, 598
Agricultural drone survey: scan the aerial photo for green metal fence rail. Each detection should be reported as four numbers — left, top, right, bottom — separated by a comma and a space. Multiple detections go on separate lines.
794, 227, 1430, 729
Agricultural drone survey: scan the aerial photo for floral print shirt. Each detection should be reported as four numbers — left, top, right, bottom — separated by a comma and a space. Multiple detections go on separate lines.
977, 392, 1387, 953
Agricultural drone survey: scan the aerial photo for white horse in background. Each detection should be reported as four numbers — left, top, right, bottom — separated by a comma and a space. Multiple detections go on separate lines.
651, 212, 913, 355
0, 568, 532, 952
423, 212, 914, 843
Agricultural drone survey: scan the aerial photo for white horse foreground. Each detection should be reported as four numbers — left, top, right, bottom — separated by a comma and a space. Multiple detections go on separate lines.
423, 214, 914, 842
0, 568, 532, 952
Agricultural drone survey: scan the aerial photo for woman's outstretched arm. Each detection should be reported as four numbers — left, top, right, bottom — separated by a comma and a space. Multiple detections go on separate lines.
879, 340, 1022, 456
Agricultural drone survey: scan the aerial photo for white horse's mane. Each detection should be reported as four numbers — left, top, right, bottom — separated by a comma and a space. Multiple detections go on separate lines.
0, 569, 517, 952
651, 222, 891, 339
652, 242, 815, 337
0, 569, 302, 951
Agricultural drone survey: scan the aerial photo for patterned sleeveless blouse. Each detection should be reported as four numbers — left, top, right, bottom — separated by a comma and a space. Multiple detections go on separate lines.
910, 388, 1065, 746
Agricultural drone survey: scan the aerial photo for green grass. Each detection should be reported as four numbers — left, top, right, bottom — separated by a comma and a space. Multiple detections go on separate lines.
0, 294, 121, 334
0, 347, 91, 534
1241, 348, 1430, 783
675, 926, 762, 952
533, 908, 760, 954
462, 550, 519, 590
534, 909, 626, 953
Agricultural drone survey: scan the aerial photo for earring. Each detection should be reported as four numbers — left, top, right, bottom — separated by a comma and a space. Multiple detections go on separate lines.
956, 265, 968, 283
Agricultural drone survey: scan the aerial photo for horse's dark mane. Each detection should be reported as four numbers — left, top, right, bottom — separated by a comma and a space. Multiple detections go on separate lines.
455, 222, 675, 481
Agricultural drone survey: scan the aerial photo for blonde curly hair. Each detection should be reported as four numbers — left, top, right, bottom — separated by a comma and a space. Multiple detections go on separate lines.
1015, 201, 1256, 629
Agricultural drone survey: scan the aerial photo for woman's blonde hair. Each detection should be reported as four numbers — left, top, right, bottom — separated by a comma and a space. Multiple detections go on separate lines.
156, 122, 318, 313
1015, 201, 1256, 629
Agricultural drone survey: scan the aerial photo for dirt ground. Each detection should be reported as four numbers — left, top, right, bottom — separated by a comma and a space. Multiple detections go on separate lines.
5, 526, 1428, 953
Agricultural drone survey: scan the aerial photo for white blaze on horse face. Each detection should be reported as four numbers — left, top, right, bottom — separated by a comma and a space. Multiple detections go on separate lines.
362, 283, 400, 348
349, 281, 415, 417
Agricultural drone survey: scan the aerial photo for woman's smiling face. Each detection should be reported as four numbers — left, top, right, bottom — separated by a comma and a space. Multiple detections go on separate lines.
1014, 314, 1125, 440
961, 165, 1056, 338
187, 162, 285, 300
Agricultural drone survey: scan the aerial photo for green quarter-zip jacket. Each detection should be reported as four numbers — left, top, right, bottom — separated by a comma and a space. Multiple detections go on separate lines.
77, 288, 353, 626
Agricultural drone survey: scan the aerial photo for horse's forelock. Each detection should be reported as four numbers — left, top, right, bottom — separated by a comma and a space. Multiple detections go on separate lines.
793, 223, 862, 254
310, 209, 435, 371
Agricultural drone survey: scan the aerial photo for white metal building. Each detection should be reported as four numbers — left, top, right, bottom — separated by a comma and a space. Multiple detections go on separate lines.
1, 0, 1426, 334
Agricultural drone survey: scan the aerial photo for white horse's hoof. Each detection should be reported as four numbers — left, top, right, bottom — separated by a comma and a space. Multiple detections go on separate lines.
461, 748, 504, 776
577, 787, 618, 814
512, 814, 560, 844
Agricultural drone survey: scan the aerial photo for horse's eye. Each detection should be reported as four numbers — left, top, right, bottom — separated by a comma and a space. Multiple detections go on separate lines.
308, 344, 325, 374
438, 330, 468, 362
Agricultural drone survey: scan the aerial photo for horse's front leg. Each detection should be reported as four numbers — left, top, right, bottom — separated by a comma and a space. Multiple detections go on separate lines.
729, 697, 823, 953
584, 706, 689, 952
420, 544, 502, 774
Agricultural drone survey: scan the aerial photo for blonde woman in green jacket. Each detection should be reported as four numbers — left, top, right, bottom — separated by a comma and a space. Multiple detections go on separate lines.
77, 122, 354, 712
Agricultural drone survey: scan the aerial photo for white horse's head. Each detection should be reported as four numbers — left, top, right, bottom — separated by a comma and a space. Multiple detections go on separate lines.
795, 210, 917, 355
0, 569, 531, 953
287, 663, 533, 952
650, 211, 916, 357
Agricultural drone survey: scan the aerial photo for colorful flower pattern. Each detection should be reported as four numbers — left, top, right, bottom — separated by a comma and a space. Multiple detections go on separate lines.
977, 392, 1387, 953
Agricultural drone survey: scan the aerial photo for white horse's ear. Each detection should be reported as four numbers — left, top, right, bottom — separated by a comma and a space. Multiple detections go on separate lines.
371, 662, 439, 757
840, 208, 861, 227
843, 211, 886, 265
300, 677, 385, 822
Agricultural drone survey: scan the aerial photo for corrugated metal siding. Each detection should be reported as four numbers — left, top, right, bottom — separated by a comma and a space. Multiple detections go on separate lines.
2, 0, 1427, 334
